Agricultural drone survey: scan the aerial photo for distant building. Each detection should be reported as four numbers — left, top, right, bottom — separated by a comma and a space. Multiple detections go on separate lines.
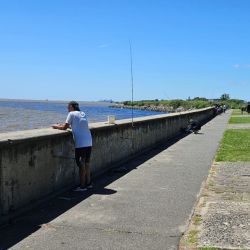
99, 99, 113, 103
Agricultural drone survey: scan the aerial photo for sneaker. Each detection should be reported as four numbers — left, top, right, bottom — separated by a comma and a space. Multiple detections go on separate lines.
73, 186, 87, 192
86, 182, 93, 189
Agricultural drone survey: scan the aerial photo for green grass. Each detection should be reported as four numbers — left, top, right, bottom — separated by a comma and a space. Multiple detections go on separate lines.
193, 215, 202, 225
198, 248, 219, 250
216, 129, 250, 161
187, 230, 198, 244
229, 117, 250, 124
232, 109, 242, 115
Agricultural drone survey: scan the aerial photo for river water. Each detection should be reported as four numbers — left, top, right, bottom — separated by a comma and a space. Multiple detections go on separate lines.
0, 100, 165, 133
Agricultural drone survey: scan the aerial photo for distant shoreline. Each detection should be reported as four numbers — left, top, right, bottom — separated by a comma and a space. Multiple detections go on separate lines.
0, 98, 112, 106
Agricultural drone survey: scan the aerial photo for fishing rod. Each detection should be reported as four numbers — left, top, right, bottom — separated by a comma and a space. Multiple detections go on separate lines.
129, 41, 134, 127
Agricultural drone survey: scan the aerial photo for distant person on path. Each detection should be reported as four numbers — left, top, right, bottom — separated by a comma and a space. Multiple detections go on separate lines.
223, 104, 227, 113
52, 101, 93, 191
247, 103, 250, 114
187, 119, 201, 134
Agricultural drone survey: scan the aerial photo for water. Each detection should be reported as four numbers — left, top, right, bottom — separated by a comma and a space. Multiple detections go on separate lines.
0, 100, 165, 133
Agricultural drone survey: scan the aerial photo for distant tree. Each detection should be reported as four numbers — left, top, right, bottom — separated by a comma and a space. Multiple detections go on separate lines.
220, 93, 230, 100
193, 97, 208, 101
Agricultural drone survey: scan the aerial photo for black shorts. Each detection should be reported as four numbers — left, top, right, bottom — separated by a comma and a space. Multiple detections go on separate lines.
75, 147, 92, 167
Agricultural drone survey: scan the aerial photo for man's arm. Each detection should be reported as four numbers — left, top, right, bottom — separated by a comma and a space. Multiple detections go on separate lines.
52, 123, 70, 130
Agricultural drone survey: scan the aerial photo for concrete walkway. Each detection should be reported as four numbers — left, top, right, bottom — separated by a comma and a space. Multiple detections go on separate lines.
197, 162, 250, 249
0, 113, 230, 250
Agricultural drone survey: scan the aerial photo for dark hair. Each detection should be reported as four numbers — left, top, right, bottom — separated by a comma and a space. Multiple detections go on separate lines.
68, 101, 80, 111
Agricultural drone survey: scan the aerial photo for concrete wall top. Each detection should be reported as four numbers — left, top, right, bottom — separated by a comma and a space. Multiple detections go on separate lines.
106, 107, 212, 125
0, 107, 213, 147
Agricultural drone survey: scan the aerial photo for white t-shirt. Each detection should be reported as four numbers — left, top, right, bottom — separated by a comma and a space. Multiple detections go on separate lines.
65, 111, 92, 148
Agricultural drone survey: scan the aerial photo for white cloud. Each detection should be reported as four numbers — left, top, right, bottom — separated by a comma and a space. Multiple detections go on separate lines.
233, 64, 240, 68
98, 43, 110, 48
233, 64, 250, 69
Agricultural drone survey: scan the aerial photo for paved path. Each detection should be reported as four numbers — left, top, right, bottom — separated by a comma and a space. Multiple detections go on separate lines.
0, 113, 230, 250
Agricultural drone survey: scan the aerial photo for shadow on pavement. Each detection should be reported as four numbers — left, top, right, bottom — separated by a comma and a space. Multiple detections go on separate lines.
0, 132, 189, 250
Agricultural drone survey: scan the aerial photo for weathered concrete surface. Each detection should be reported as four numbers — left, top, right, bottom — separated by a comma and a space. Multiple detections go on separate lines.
200, 163, 250, 249
0, 108, 214, 221
0, 112, 230, 250
181, 162, 250, 249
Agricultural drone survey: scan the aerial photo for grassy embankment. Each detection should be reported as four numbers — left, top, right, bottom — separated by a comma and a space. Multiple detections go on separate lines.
216, 129, 250, 161
229, 117, 250, 123
216, 109, 250, 161
232, 109, 242, 115
121, 99, 245, 110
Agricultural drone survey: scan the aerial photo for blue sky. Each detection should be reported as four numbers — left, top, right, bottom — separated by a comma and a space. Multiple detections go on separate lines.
0, 0, 250, 101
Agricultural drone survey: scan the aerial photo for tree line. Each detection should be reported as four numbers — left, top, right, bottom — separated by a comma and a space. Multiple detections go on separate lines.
121, 94, 245, 110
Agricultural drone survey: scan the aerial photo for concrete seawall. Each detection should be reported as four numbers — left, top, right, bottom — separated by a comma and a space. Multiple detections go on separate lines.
0, 108, 214, 222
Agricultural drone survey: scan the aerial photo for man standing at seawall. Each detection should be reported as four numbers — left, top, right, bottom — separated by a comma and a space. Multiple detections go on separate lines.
52, 101, 93, 191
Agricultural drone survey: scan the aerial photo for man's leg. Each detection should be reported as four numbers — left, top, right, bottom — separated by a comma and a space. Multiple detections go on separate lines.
85, 147, 92, 186
74, 149, 88, 191
79, 162, 86, 188
85, 162, 91, 185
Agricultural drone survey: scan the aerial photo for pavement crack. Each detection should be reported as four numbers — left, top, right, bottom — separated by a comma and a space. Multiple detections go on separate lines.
93, 227, 181, 239
169, 235, 180, 238
94, 227, 154, 235
93, 227, 159, 236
